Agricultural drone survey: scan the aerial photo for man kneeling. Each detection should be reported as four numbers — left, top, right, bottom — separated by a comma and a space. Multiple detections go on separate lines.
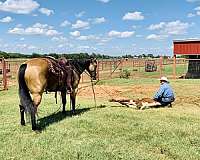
153, 76, 175, 107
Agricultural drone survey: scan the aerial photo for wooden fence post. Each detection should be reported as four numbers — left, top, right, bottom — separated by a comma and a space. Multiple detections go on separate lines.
173, 55, 176, 79
97, 60, 100, 80
121, 59, 123, 70
159, 56, 163, 77
2, 58, 8, 90
110, 60, 112, 79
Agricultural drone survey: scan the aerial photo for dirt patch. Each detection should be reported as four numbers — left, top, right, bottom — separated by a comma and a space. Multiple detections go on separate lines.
77, 84, 158, 100
77, 85, 126, 99
129, 85, 158, 95
176, 96, 200, 106
76, 84, 199, 107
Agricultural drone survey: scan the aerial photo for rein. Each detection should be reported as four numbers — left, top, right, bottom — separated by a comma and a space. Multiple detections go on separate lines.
69, 60, 98, 108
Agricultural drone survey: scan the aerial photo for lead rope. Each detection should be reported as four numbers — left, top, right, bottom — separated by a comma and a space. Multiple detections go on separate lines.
91, 78, 97, 108
96, 84, 114, 99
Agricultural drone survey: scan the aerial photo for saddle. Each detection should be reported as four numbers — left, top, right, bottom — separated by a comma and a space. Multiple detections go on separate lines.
44, 57, 72, 92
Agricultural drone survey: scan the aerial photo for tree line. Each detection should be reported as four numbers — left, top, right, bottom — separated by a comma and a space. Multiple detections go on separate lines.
0, 51, 163, 59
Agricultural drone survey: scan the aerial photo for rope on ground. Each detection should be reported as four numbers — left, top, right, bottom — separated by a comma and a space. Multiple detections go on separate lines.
96, 84, 115, 99
91, 79, 97, 108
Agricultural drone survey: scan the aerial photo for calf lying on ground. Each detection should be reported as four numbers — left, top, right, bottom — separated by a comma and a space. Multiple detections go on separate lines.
109, 98, 170, 109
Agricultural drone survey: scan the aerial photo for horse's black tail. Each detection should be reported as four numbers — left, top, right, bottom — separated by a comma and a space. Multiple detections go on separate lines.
18, 64, 33, 114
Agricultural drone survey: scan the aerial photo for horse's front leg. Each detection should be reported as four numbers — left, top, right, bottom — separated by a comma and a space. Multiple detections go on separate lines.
61, 90, 67, 113
70, 90, 77, 115
19, 105, 25, 125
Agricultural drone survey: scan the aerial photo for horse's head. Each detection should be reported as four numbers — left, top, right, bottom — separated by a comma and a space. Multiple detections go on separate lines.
86, 58, 97, 80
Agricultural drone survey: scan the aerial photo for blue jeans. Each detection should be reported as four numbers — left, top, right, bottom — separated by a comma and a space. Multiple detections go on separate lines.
154, 97, 175, 106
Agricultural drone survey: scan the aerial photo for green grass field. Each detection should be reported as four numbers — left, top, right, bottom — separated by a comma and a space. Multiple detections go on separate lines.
1, 78, 200, 160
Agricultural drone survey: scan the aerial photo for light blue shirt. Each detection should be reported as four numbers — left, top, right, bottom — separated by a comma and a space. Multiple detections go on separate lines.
154, 82, 175, 103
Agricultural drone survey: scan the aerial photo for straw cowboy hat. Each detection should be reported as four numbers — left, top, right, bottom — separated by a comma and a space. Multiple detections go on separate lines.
159, 76, 169, 82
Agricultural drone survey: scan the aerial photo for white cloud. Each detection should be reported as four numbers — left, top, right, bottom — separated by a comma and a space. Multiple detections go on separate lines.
197, 11, 200, 15
97, 42, 105, 46
148, 22, 165, 30
108, 30, 135, 38
77, 35, 97, 40
58, 43, 74, 49
75, 11, 85, 18
78, 45, 90, 49
20, 37, 25, 41
72, 20, 90, 29
123, 11, 144, 21
8, 27, 24, 34
70, 31, 80, 37
60, 20, 71, 27
0, 16, 13, 23
0, 0, 39, 14
45, 30, 60, 36
97, 0, 110, 3
58, 44, 64, 48
186, 0, 200, 2
51, 37, 59, 41
194, 6, 200, 10
8, 23, 60, 36
51, 36, 68, 42
146, 34, 168, 40
148, 20, 191, 35
93, 17, 106, 24
33, 23, 52, 29
28, 45, 37, 49
16, 44, 37, 50
16, 44, 28, 48
187, 13, 196, 17
39, 8, 54, 16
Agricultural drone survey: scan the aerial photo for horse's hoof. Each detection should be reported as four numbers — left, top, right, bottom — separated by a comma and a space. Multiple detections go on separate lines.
32, 126, 37, 131
62, 111, 66, 114
21, 121, 25, 126
71, 111, 76, 116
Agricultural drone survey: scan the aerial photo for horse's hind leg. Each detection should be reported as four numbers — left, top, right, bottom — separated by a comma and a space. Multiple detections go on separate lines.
30, 105, 37, 130
61, 90, 67, 113
31, 93, 42, 130
19, 105, 25, 125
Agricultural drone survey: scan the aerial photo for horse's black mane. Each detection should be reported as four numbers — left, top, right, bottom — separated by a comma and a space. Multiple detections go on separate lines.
44, 57, 90, 75
69, 59, 91, 74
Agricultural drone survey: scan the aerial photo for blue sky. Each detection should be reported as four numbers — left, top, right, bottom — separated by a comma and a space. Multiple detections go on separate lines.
0, 0, 200, 56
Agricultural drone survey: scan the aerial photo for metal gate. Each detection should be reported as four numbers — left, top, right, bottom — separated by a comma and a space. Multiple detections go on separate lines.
0, 58, 8, 90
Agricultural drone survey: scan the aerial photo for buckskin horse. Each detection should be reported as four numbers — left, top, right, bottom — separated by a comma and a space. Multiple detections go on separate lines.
18, 57, 97, 130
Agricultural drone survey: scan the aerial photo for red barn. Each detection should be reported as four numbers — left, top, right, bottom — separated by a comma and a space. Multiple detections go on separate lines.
173, 39, 200, 78
174, 39, 200, 55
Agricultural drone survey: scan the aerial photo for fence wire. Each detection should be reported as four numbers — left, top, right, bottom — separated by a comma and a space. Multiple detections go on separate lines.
1, 57, 200, 90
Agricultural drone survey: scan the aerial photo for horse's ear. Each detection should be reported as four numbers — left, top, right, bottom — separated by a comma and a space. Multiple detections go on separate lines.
90, 58, 97, 63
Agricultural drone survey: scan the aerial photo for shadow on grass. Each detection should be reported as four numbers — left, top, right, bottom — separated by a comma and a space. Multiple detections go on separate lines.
37, 108, 91, 131
37, 105, 107, 131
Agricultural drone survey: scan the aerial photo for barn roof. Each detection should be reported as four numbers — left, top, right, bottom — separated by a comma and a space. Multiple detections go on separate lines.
173, 39, 200, 43
173, 39, 200, 55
